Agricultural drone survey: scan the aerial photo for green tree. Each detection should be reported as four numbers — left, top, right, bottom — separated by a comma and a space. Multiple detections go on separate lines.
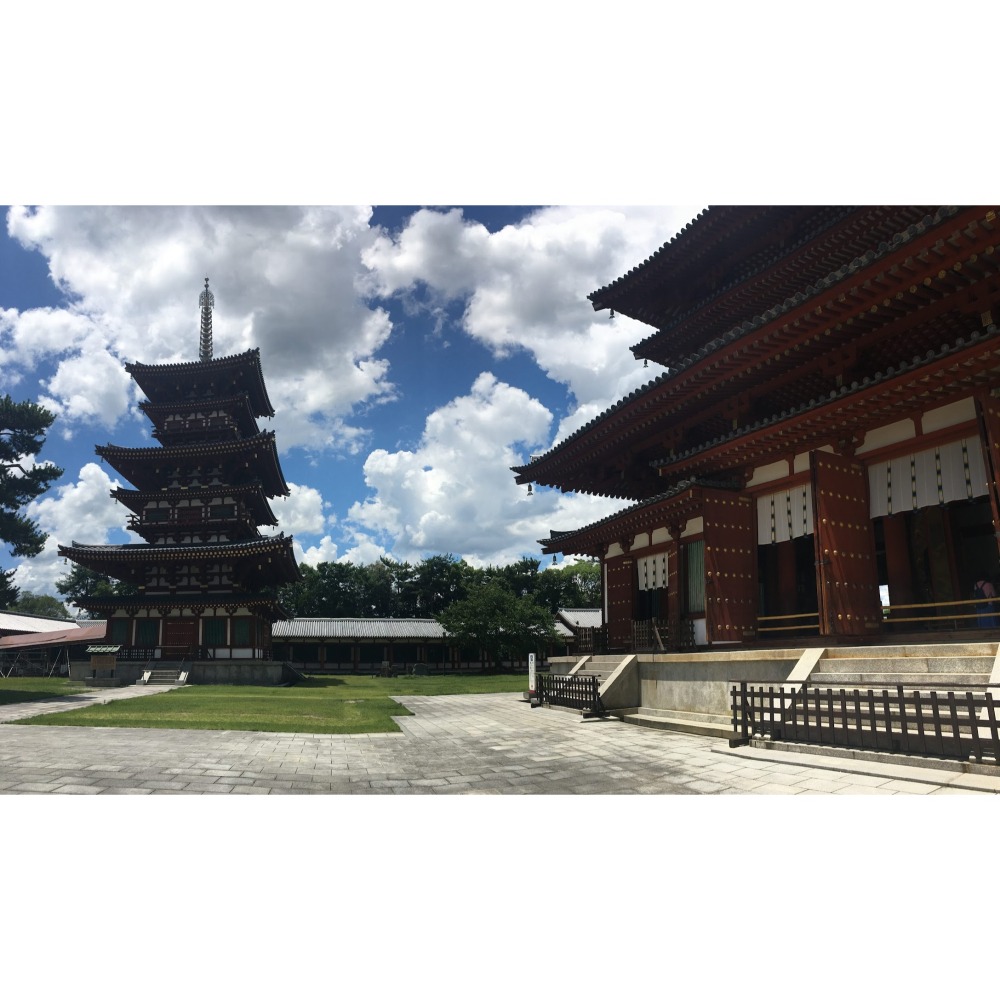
10, 591, 70, 619
55, 564, 137, 616
411, 553, 472, 615
436, 578, 559, 671
535, 559, 602, 612
0, 395, 63, 607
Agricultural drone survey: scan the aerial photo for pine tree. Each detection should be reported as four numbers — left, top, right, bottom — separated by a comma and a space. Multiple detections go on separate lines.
0, 395, 63, 606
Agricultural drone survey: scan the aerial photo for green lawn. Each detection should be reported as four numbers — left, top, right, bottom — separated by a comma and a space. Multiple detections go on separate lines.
8, 673, 528, 735
0, 677, 86, 706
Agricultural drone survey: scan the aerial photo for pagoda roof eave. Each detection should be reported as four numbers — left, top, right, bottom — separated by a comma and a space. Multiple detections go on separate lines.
73, 593, 292, 620
59, 535, 296, 562
96, 431, 289, 497
110, 483, 279, 524
126, 348, 275, 418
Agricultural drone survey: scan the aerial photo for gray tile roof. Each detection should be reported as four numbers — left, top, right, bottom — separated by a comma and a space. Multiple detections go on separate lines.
0, 612, 80, 634
272, 619, 449, 640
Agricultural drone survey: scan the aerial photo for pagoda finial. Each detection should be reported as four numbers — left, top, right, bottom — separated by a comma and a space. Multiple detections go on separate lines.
198, 277, 215, 362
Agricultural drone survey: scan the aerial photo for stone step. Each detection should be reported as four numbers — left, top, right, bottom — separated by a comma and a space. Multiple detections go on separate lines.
823, 643, 997, 659
621, 710, 733, 740
815, 656, 993, 674
809, 673, 989, 688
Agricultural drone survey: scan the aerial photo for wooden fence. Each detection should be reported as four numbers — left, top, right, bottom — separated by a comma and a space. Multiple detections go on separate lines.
538, 673, 604, 714
730, 680, 1000, 763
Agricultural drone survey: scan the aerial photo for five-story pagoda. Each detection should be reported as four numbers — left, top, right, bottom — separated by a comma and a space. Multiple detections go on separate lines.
60, 280, 300, 681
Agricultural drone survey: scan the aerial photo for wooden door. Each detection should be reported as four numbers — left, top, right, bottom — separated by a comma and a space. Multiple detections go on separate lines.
162, 617, 198, 653
703, 490, 758, 642
811, 451, 881, 637
604, 557, 634, 648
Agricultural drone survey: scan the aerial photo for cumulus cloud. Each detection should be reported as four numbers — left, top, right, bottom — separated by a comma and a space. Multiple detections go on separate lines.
343, 372, 626, 565
362, 204, 702, 439
12, 462, 128, 598
5, 206, 395, 450
264, 482, 331, 537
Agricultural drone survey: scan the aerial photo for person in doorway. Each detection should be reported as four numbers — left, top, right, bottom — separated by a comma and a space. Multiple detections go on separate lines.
973, 577, 999, 628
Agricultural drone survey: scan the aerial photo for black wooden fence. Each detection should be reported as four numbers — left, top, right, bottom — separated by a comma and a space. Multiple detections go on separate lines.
538, 673, 604, 714
730, 681, 1000, 763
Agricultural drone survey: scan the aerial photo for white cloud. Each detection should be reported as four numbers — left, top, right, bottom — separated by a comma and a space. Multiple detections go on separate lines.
362, 204, 702, 432
295, 535, 341, 568
5, 205, 396, 450
13, 462, 128, 598
344, 372, 628, 565
265, 482, 330, 537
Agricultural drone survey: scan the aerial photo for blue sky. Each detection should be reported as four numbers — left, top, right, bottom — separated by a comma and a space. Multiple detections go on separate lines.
0, 204, 703, 600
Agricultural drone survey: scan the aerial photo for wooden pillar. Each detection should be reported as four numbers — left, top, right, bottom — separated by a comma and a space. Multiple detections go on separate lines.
667, 523, 683, 649
975, 393, 1000, 566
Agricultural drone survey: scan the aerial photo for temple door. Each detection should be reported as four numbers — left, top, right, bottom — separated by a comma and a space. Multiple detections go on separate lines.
604, 556, 635, 649
976, 393, 1000, 563
163, 617, 198, 653
811, 450, 882, 637
703, 491, 758, 642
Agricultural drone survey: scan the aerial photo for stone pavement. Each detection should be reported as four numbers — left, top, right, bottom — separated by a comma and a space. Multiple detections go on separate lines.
1, 687, 1000, 794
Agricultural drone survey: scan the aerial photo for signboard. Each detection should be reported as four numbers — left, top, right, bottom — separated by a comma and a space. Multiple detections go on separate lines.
528, 652, 536, 696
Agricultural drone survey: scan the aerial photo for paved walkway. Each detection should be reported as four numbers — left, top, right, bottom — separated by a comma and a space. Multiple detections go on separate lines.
2, 686, 999, 794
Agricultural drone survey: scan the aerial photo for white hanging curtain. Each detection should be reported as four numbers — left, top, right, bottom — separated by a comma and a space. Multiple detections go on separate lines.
756, 484, 814, 545
867, 438, 988, 516
636, 552, 668, 592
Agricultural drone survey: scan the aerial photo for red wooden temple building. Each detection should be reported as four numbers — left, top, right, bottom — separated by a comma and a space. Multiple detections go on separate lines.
514, 206, 1000, 652
60, 280, 300, 681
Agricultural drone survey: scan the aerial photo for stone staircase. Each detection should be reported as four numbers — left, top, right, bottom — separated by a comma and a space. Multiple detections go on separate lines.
573, 654, 627, 684
139, 663, 188, 685
806, 642, 998, 692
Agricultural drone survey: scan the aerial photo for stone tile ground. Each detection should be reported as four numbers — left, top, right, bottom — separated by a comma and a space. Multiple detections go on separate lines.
2, 687, 999, 794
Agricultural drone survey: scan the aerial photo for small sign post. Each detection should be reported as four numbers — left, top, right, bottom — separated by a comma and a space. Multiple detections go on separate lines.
528, 652, 536, 704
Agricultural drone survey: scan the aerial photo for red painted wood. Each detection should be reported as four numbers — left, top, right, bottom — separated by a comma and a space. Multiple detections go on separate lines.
811, 451, 882, 636
703, 491, 758, 642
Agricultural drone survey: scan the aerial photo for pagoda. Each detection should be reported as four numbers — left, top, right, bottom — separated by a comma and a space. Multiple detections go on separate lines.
514, 207, 1000, 650
60, 280, 300, 677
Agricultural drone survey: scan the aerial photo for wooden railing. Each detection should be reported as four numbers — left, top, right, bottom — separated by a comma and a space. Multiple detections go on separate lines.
631, 618, 696, 651
758, 611, 820, 635
538, 674, 604, 714
576, 626, 607, 654
730, 680, 1000, 763
881, 596, 1000, 631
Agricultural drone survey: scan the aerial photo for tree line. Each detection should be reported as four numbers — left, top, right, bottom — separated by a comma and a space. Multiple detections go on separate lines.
271, 554, 600, 619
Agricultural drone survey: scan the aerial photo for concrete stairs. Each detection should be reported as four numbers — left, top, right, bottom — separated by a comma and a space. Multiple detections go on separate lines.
574, 655, 627, 684
139, 663, 188, 685
806, 642, 997, 692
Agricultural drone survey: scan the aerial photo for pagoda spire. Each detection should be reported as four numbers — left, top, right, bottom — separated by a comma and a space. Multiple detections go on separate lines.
199, 277, 214, 362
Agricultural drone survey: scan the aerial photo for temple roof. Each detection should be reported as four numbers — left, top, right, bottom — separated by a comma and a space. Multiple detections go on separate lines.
590, 206, 939, 366
58, 534, 301, 588
538, 480, 732, 556
111, 483, 278, 525
70, 592, 292, 619
126, 348, 275, 418
516, 206, 996, 499
139, 393, 261, 442
96, 431, 289, 496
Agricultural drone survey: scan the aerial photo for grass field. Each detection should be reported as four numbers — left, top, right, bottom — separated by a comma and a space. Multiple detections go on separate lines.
7, 673, 528, 735
0, 677, 86, 706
